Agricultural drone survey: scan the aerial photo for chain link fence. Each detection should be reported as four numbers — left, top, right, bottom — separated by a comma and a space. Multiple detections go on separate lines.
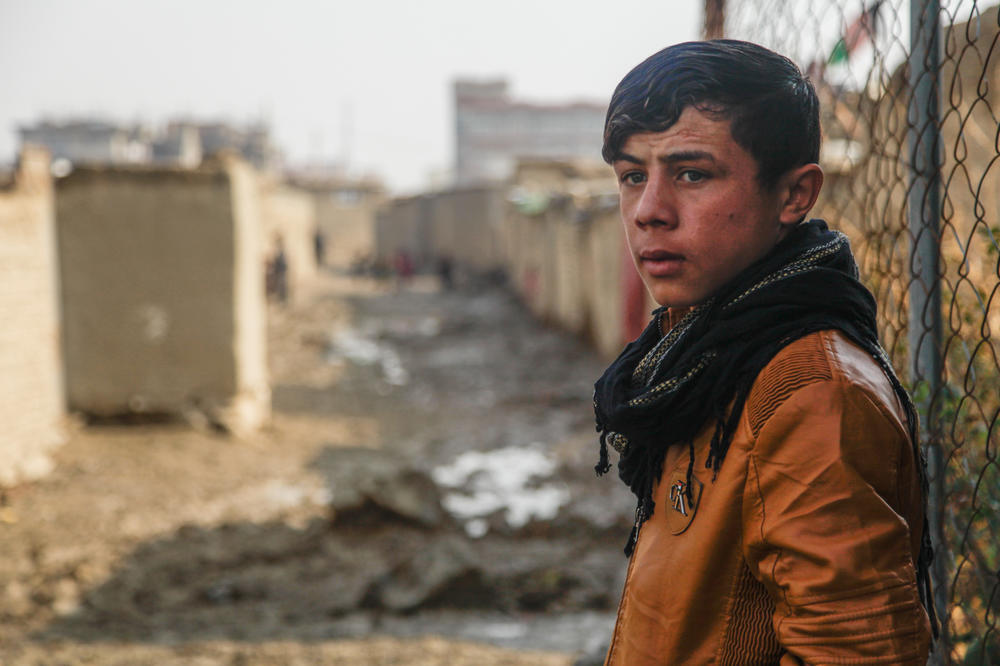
726, 1, 1000, 663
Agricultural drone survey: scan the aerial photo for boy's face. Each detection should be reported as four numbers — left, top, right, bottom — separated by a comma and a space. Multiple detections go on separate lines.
612, 107, 793, 308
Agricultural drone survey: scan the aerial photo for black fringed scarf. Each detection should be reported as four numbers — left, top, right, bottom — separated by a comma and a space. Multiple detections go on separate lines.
593, 219, 937, 636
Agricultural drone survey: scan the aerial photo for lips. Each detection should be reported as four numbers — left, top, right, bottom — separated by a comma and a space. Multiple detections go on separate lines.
639, 249, 685, 277
640, 249, 684, 261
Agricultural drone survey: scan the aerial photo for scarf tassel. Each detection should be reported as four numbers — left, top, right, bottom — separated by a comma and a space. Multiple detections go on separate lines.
919, 517, 940, 639
595, 428, 612, 476
624, 496, 655, 557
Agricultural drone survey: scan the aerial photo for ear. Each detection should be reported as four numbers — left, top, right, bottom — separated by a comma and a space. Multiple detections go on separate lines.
777, 163, 824, 226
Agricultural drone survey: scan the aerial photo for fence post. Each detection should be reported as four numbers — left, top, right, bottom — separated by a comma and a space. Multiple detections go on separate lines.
906, 0, 947, 661
703, 0, 726, 39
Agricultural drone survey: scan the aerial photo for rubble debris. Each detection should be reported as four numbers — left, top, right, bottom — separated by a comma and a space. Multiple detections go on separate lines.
319, 448, 451, 529
363, 536, 488, 612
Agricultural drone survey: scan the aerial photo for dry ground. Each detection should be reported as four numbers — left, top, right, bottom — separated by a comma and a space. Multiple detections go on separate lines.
0, 273, 628, 665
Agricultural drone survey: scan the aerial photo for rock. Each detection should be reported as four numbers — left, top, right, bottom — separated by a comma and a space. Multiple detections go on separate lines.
573, 622, 614, 666
52, 578, 82, 616
363, 536, 489, 612
3, 580, 34, 618
313, 448, 450, 529
573, 647, 609, 666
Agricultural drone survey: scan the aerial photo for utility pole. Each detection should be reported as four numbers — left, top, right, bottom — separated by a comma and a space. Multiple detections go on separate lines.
704, 0, 726, 39
906, 0, 947, 662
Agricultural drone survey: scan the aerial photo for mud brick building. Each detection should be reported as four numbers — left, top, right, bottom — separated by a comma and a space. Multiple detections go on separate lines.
374, 185, 505, 275
288, 174, 385, 270
54, 157, 270, 435
259, 178, 318, 305
0, 147, 66, 485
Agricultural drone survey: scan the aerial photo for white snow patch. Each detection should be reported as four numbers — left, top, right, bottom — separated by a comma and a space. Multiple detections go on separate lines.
328, 329, 409, 386
329, 329, 381, 365
425, 345, 484, 367
465, 518, 489, 539
478, 620, 528, 640
416, 316, 443, 337
431, 445, 569, 535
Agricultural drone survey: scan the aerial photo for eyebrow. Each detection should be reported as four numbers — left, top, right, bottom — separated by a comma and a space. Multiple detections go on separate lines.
614, 150, 717, 165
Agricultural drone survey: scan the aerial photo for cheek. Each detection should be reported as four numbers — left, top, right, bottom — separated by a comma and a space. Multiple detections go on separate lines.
700, 191, 771, 238
619, 215, 639, 251
709, 192, 750, 224
619, 195, 638, 222
620, 227, 632, 250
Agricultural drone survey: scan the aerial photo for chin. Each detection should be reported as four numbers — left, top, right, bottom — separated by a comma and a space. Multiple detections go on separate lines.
650, 290, 700, 309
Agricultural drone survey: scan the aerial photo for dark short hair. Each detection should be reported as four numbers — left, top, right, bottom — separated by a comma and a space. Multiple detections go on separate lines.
602, 40, 820, 189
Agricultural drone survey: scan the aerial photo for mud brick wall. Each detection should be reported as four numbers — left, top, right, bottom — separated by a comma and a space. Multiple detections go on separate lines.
503, 211, 554, 320
504, 201, 629, 359
55, 158, 269, 435
550, 212, 588, 335
374, 195, 433, 269
583, 210, 631, 358
374, 186, 504, 274
374, 165, 638, 359
259, 180, 317, 305
226, 160, 271, 433
0, 147, 66, 485
500, 159, 646, 358
314, 188, 383, 269
425, 186, 504, 272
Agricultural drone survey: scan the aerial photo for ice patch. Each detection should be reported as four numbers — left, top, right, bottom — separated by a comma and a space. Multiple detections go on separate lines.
425, 345, 483, 367
415, 316, 443, 337
465, 518, 489, 538
431, 445, 569, 535
374, 315, 442, 338
328, 329, 409, 386
478, 620, 528, 640
329, 329, 381, 365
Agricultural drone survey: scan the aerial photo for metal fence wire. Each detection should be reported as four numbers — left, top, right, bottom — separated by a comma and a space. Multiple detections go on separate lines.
725, 1, 1000, 663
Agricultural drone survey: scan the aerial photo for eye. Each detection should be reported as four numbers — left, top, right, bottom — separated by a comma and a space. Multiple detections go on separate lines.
679, 170, 706, 183
620, 171, 646, 185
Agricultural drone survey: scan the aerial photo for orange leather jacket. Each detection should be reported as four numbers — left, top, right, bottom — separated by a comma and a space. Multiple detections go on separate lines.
604, 327, 932, 665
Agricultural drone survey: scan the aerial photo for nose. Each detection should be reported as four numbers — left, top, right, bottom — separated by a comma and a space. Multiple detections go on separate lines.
633, 173, 677, 229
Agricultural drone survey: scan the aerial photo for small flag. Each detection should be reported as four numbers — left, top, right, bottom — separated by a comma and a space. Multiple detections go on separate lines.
828, 1, 883, 64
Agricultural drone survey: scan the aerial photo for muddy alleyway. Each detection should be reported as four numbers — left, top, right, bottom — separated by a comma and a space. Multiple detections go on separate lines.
0, 273, 635, 665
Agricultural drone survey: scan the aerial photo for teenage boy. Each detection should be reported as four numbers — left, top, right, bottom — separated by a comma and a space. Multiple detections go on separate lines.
594, 40, 934, 664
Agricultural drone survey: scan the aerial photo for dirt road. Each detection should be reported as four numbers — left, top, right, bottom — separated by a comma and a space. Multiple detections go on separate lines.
0, 273, 633, 665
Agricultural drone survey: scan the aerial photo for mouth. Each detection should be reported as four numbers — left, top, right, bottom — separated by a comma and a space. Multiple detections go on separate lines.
639, 250, 685, 277
640, 249, 684, 261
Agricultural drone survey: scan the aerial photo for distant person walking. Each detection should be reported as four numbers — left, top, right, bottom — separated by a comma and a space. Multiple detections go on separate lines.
393, 249, 414, 290
266, 237, 289, 304
436, 255, 454, 290
313, 228, 326, 268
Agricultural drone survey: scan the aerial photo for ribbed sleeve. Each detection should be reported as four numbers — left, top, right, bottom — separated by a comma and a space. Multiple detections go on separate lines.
743, 379, 932, 664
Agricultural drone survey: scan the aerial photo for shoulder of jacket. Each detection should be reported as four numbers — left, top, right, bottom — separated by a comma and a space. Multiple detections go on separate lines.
745, 329, 904, 439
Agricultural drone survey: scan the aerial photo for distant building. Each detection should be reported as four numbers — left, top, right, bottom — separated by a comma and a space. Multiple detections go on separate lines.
19, 120, 151, 166
453, 79, 607, 185
190, 121, 279, 171
150, 123, 202, 168
19, 118, 280, 172
284, 166, 386, 269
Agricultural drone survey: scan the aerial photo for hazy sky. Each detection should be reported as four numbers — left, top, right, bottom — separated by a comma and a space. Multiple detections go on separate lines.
0, 1, 702, 193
